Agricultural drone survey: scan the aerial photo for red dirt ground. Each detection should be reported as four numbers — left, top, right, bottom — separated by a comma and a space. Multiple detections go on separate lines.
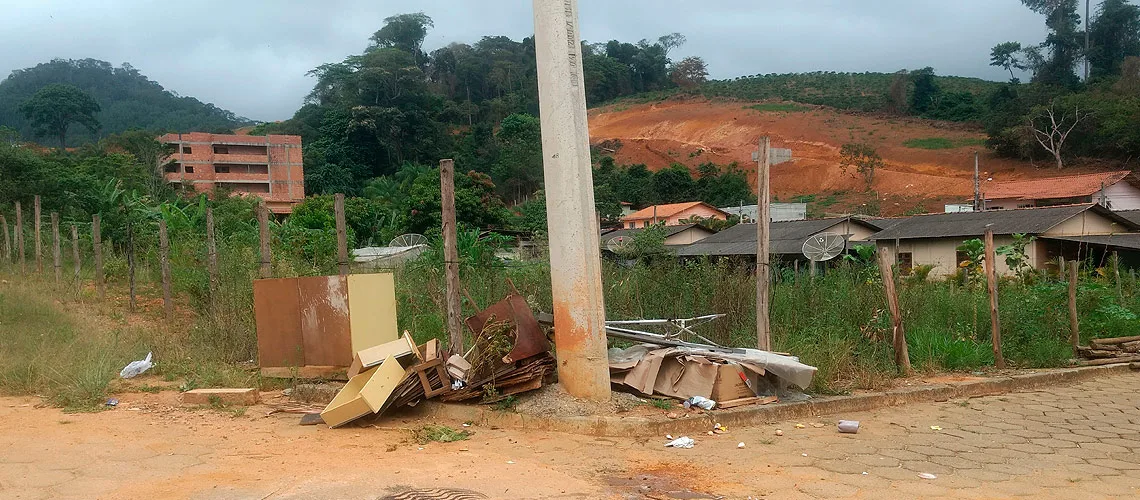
588, 98, 1085, 216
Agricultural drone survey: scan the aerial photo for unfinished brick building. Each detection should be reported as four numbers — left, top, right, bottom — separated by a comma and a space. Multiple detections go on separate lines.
159, 132, 305, 214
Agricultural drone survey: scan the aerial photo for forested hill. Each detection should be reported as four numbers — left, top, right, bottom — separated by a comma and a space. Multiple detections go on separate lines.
0, 58, 251, 146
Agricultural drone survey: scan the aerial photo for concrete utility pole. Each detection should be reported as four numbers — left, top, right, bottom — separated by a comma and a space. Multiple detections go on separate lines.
532, 0, 611, 401
973, 151, 981, 212
755, 136, 772, 351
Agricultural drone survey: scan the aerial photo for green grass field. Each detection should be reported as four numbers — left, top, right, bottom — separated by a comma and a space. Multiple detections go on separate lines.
903, 137, 988, 150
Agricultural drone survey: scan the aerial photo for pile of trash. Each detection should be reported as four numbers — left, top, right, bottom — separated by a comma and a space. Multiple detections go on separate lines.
608, 344, 816, 409
319, 293, 555, 427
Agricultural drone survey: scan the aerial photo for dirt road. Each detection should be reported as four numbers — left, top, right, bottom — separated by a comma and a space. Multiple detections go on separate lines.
2, 373, 1139, 499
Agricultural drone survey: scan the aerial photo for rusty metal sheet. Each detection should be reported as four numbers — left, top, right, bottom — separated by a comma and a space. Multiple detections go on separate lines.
297, 275, 353, 367
253, 277, 304, 368
465, 294, 550, 363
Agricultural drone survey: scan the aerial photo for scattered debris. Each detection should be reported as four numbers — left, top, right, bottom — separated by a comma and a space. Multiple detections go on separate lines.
684, 396, 717, 410
119, 352, 154, 379
794, 424, 806, 429
712, 423, 728, 434
918, 473, 937, 480
415, 425, 471, 444
929, 426, 942, 431
838, 420, 860, 434
810, 423, 825, 428
775, 429, 783, 436
298, 413, 323, 426
665, 436, 695, 449
718, 395, 778, 409
104, 398, 118, 407
737, 442, 745, 448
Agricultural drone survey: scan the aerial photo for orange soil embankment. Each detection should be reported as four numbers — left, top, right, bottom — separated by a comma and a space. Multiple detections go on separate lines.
588, 98, 1058, 215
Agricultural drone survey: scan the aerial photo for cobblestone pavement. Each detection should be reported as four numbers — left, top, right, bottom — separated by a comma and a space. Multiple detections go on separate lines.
0, 372, 1137, 499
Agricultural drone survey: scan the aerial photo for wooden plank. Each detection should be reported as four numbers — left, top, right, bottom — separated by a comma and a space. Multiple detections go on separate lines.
158, 219, 172, 319
1077, 356, 1140, 367
984, 229, 1005, 369
717, 395, 779, 409
181, 388, 259, 406
878, 249, 911, 375
440, 159, 463, 355
92, 214, 103, 299
359, 355, 409, 413
346, 273, 399, 351
335, 193, 348, 275
297, 275, 352, 367
1090, 335, 1140, 346
253, 277, 304, 368
1068, 261, 1080, 349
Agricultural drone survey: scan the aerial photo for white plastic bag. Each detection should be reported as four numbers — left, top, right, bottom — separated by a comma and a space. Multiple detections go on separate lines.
119, 352, 154, 379
683, 396, 716, 410
665, 436, 695, 448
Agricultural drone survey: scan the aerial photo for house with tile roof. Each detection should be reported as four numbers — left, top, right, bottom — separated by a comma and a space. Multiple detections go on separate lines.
870, 204, 1140, 277
982, 171, 1140, 211
620, 202, 727, 229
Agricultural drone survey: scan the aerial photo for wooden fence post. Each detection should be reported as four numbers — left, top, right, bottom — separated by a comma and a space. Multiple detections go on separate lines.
878, 249, 911, 375
335, 193, 348, 276
34, 195, 42, 273
71, 224, 80, 285
51, 212, 61, 284
258, 202, 272, 279
93, 214, 104, 300
983, 229, 1005, 369
1, 215, 9, 264
206, 206, 218, 309
16, 201, 24, 275
1068, 261, 1080, 349
127, 223, 136, 312
1113, 251, 1122, 304
440, 159, 464, 355
158, 219, 172, 320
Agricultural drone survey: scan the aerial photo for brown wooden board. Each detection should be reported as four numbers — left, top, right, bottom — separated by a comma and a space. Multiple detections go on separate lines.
298, 275, 353, 367
254, 277, 304, 368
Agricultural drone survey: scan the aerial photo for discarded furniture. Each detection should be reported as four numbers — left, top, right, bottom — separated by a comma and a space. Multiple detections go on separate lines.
254, 273, 399, 378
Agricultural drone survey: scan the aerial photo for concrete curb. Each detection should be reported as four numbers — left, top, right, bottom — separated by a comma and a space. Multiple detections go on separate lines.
409, 363, 1137, 437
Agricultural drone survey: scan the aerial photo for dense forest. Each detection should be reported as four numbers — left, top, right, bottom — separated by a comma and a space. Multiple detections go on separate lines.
0, 58, 250, 146
2, 1, 1140, 245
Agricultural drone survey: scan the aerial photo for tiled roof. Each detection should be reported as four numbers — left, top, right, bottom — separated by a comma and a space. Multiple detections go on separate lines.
868, 204, 1138, 241
675, 217, 879, 257
983, 171, 1131, 201
623, 202, 723, 221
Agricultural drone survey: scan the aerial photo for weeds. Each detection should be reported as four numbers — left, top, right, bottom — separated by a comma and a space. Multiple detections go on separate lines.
415, 425, 472, 444
649, 398, 674, 410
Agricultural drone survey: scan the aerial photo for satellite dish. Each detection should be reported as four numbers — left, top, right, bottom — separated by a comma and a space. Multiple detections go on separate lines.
389, 233, 428, 248
605, 236, 632, 254
802, 232, 846, 262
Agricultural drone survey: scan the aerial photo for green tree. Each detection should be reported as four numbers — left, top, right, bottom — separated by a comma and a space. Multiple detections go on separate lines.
990, 42, 1028, 81
18, 83, 101, 148
650, 164, 696, 203
669, 56, 709, 89
491, 113, 543, 202
1088, 0, 1140, 78
1020, 0, 1082, 86
839, 143, 883, 189
369, 12, 435, 66
910, 67, 941, 115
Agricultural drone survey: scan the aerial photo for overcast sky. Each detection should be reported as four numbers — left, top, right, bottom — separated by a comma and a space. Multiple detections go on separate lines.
0, 0, 1048, 122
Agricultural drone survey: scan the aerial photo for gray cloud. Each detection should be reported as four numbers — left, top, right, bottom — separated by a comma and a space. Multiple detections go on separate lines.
0, 0, 1048, 121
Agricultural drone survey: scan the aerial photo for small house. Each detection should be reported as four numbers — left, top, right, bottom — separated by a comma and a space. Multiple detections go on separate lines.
675, 217, 883, 264
720, 203, 808, 223
621, 202, 727, 229
982, 171, 1140, 211
601, 224, 716, 251
869, 204, 1140, 277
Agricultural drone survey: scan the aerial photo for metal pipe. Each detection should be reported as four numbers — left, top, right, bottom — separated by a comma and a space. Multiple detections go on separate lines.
532, 0, 610, 401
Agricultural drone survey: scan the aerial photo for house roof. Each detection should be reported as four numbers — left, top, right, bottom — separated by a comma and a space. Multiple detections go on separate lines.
868, 204, 1138, 241
623, 201, 725, 221
675, 217, 879, 257
1114, 210, 1140, 227
983, 171, 1132, 201
601, 224, 714, 245
1042, 234, 1140, 252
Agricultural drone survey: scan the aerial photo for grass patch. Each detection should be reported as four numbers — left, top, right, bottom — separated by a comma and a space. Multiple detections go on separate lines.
649, 398, 674, 410
415, 425, 472, 444
746, 102, 813, 113
903, 137, 987, 150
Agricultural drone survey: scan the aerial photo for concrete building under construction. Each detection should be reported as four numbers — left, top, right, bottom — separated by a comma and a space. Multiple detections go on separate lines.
159, 132, 305, 214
